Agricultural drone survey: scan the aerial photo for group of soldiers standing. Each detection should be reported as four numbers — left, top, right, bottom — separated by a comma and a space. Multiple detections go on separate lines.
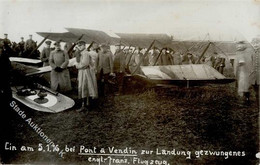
3, 33, 38, 58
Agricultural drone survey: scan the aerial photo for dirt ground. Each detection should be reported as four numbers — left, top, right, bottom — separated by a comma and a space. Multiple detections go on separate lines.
1, 82, 259, 165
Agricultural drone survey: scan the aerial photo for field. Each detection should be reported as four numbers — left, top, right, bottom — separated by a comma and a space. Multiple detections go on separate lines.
1, 80, 259, 165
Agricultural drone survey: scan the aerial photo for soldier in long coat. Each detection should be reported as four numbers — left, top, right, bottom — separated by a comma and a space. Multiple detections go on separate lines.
113, 44, 126, 94
250, 37, 260, 105
160, 48, 172, 65
96, 44, 114, 96
75, 40, 98, 112
234, 41, 252, 103
49, 41, 72, 93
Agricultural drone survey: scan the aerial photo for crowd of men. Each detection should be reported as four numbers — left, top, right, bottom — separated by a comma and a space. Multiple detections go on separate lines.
37, 37, 260, 107
1, 33, 259, 112
2, 33, 39, 58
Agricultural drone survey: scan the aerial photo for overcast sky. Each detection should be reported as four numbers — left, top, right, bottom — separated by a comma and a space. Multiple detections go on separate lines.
1, 0, 260, 43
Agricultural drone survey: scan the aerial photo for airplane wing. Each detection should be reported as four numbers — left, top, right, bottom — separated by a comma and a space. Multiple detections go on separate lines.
116, 33, 172, 48
36, 32, 78, 43
138, 64, 235, 86
10, 57, 42, 65
66, 28, 120, 45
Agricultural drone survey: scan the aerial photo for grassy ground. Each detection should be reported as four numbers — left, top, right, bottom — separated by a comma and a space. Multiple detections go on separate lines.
2, 82, 259, 165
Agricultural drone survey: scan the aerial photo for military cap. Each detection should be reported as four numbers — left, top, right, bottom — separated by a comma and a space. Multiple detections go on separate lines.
4, 33, 8, 36
21, 37, 24, 39
77, 40, 86, 45
45, 40, 52, 45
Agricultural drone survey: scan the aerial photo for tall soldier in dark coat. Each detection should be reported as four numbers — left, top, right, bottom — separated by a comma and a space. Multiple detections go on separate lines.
113, 44, 126, 94
160, 48, 172, 65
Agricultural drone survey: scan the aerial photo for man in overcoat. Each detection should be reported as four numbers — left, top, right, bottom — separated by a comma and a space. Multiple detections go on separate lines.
96, 44, 114, 96
49, 41, 72, 93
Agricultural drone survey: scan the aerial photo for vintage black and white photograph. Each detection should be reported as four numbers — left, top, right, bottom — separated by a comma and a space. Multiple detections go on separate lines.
0, 0, 260, 164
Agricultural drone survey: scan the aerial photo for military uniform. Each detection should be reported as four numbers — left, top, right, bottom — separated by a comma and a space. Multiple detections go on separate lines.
113, 49, 126, 94
18, 40, 25, 56
49, 49, 72, 92
250, 48, 260, 105
96, 46, 114, 96
234, 42, 252, 103
40, 47, 51, 66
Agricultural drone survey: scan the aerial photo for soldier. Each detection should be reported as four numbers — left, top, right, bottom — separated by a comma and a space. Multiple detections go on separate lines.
24, 34, 37, 58
129, 47, 143, 73
172, 51, 182, 65
234, 41, 252, 104
182, 52, 195, 64
49, 41, 72, 93
124, 48, 132, 73
160, 48, 172, 65
96, 43, 114, 96
113, 43, 126, 94
3, 33, 12, 47
250, 37, 260, 106
207, 51, 217, 67
18, 37, 25, 56
88, 42, 99, 70
64, 42, 73, 58
75, 40, 98, 112
149, 46, 160, 66
40, 40, 52, 66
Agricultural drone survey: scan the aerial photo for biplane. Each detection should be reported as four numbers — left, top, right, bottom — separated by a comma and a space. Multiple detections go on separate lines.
9, 27, 237, 112
36, 28, 235, 88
